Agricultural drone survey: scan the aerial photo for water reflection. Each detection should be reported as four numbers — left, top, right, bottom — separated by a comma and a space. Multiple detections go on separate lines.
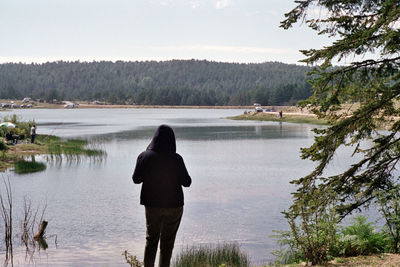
44, 152, 106, 167
93, 124, 317, 143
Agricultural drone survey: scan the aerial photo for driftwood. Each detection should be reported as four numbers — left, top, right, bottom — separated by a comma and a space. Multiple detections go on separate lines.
34, 220, 48, 240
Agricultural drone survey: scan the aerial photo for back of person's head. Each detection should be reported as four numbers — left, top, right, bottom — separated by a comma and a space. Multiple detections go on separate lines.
147, 124, 176, 153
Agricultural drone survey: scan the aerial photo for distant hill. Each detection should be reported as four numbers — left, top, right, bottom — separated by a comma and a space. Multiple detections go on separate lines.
0, 60, 313, 106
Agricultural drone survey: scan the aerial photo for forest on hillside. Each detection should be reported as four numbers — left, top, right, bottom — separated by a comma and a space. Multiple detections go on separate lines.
0, 60, 313, 106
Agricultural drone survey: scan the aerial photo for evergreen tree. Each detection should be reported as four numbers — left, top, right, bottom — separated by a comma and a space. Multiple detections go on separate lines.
282, 0, 400, 220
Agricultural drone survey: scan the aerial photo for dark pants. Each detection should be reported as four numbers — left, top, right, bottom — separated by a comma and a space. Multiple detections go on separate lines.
31, 134, 36, 143
144, 206, 183, 267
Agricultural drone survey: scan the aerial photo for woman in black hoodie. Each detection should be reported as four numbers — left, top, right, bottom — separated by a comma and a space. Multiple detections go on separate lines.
132, 125, 191, 267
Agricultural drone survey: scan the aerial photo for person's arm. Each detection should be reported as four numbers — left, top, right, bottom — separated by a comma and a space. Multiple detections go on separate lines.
178, 155, 191, 187
132, 154, 145, 184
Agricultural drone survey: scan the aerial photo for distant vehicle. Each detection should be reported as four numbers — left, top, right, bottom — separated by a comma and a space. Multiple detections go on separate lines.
64, 101, 77, 108
255, 106, 263, 112
20, 104, 33, 108
64, 104, 76, 108
1, 103, 10, 108
254, 103, 263, 112
11, 103, 19, 108
22, 97, 32, 103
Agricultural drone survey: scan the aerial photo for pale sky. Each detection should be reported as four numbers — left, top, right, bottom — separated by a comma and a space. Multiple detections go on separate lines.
0, 0, 332, 64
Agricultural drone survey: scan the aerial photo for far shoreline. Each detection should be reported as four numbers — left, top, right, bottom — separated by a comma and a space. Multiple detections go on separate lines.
0, 99, 304, 111
0, 101, 252, 110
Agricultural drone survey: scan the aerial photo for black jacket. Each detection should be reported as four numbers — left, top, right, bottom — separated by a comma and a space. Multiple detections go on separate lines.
132, 125, 191, 208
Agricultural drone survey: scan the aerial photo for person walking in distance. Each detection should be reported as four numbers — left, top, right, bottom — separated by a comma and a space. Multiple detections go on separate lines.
132, 125, 192, 267
30, 125, 36, 143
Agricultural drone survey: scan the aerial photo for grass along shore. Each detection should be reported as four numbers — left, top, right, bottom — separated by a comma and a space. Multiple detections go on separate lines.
1, 134, 105, 173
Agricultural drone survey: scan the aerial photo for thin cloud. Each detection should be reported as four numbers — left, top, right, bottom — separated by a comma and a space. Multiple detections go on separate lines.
152, 45, 298, 55
0, 46, 301, 64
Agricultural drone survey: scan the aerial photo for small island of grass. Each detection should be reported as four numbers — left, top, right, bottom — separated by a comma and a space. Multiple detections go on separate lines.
0, 115, 105, 173
228, 110, 327, 125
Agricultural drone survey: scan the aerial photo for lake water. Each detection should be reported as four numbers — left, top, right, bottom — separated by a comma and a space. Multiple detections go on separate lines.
1, 108, 324, 266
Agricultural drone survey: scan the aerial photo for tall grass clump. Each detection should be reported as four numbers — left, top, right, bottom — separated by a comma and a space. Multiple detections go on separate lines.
45, 138, 105, 157
21, 197, 48, 257
0, 178, 14, 265
14, 160, 46, 174
174, 243, 250, 267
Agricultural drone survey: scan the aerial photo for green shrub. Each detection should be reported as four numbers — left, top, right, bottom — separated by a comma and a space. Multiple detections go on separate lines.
282, 192, 338, 265
271, 230, 304, 265
336, 216, 388, 257
0, 140, 8, 151
376, 187, 400, 253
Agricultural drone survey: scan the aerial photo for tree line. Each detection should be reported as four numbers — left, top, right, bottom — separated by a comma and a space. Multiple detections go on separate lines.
0, 60, 313, 106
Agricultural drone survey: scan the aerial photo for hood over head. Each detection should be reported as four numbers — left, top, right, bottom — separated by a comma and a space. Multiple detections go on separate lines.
147, 124, 176, 153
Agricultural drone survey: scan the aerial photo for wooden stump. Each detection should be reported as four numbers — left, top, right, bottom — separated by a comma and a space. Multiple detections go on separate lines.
34, 220, 48, 240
